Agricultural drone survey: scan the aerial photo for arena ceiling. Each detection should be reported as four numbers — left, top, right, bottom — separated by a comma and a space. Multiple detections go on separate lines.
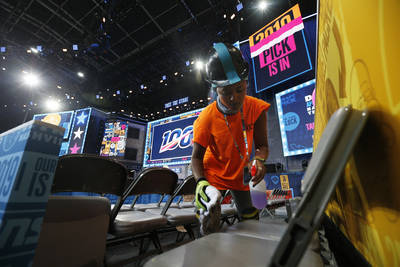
0, 0, 316, 131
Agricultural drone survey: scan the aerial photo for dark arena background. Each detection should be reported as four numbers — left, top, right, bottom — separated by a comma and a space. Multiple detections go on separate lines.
0, 0, 399, 266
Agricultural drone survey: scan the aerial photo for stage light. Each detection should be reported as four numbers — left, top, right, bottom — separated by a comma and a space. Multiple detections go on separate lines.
31, 47, 38, 53
129, 90, 133, 93
96, 95, 100, 99
100, 96, 103, 99
258, 1, 267, 11
195, 60, 204, 70
27, 49, 32, 53
1, 67, 5, 71
185, 61, 190, 66
223, 14, 227, 19
160, 79, 163, 83
0, 47, 5, 53
237, 2, 243, 11
57, 85, 62, 89
72, 44, 78, 51
174, 72, 178, 76
77, 72, 84, 77
62, 48, 67, 52
141, 84, 144, 89
113, 94, 116, 97
37, 46, 42, 52
162, 75, 166, 80
45, 99, 61, 111
116, 90, 120, 95
22, 73, 40, 87
230, 14, 236, 20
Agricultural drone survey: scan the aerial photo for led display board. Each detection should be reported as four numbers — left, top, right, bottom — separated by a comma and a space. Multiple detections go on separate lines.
248, 4, 312, 92
275, 79, 315, 156
99, 121, 128, 158
144, 108, 203, 167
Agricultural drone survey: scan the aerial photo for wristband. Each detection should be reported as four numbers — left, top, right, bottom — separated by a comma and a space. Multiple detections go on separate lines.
254, 156, 266, 163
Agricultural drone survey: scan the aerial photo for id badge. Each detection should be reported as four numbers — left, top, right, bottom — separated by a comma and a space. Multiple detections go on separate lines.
243, 166, 252, 185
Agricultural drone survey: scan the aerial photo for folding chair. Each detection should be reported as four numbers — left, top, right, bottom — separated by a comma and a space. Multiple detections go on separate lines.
32, 154, 128, 267
145, 175, 198, 241
144, 106, 369, 267
109, 167, 178, 253
220, 190, 239, 226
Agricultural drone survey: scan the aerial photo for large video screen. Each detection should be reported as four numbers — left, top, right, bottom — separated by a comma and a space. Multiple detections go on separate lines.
275, 79, 315, 156
248, 4, 313, 93
143, 108, 203, 167
100, 121, 128, 157
33, 110, 74, 139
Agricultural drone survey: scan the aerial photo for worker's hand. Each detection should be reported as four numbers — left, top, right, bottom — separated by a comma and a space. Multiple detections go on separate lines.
249, 159, 266, 186
195, 178, 221, 214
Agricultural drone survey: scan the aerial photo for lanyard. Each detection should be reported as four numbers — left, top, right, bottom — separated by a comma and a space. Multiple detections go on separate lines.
223, 109, 249, 162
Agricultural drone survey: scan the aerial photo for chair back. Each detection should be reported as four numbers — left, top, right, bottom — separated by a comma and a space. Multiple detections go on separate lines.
52, 154, 128, 195
126, 167, 178, 195
161, 175, 196, 215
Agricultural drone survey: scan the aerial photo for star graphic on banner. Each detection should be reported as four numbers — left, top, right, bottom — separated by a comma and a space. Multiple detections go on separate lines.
69, 143, 81, 154
76, 112, 87, 125
73, 127, 84, 140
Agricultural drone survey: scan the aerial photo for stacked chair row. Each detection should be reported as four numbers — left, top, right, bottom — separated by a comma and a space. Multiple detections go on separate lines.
32, 156, 198, 267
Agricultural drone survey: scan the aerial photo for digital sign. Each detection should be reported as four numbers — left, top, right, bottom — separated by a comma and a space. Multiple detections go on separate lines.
275, 79, 315, 156
100, 121, 128, 157
144, 108, 203, 167
33, 110, 74, 139
65, 108, 91, 155
248, 4, 312, 92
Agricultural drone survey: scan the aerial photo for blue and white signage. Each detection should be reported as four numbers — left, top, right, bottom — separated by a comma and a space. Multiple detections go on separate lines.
275, 79, 315, 156
0, 120, 63, 266
144, 108, 203, 167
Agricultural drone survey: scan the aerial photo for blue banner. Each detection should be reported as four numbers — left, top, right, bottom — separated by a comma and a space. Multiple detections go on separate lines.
0, 120, 63, 266
264, 172, 304, 197
275, 79, 315, 156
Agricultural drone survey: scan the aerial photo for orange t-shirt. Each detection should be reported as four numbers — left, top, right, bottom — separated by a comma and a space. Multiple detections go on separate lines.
193, 95, 270, 191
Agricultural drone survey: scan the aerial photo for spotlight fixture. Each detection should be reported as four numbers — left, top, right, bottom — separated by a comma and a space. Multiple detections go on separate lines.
22, 73, 40, 87
45, 99, 61, 111
31, 47, 38, 54
62, 48, 68, 52
77, 72, 84, 78
195, 60, 204, 70
258, 1, 267, 11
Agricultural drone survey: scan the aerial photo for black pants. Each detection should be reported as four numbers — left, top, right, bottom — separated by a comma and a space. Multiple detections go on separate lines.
220, 189, 259, 220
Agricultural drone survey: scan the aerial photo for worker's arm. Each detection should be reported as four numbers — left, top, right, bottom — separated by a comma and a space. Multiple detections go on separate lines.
191, 142, 207, 182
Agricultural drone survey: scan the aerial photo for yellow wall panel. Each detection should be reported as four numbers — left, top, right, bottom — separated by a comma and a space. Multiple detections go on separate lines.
316, 0, 400, 265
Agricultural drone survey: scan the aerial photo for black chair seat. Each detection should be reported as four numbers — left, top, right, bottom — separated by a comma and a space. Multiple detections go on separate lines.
146, 208, 197, 226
